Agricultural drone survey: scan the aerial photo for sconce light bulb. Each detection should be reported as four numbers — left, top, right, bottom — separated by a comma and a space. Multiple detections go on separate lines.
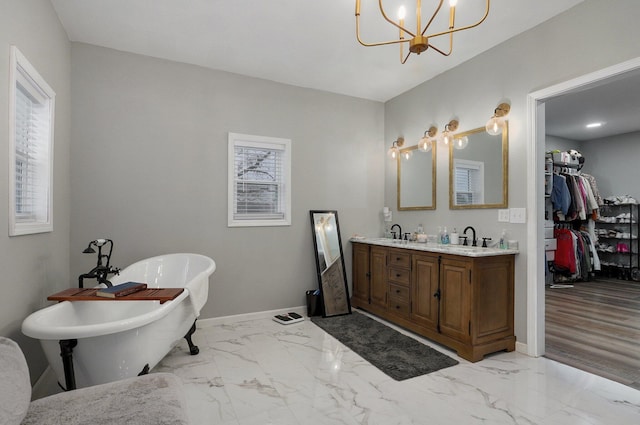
398, 5, 406, 20
401, 149, 412, 160
449, 0, 458, 7
442, 132, 452, 145
486, 117, 503, 136
388, 146, 398, 159
418, 137, 432, 152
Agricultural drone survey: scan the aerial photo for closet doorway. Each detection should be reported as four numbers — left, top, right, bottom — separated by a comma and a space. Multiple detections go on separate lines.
539, 64, 640, 390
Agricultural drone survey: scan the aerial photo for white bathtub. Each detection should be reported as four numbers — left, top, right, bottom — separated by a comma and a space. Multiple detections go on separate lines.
22, 253, 216, 389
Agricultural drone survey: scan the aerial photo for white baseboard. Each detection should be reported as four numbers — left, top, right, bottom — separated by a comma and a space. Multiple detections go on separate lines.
515, 341, 530, 356
197, 305, 307, 328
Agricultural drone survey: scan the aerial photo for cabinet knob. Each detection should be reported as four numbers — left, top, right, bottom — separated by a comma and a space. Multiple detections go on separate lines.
396, 273, 401, 277
396, 289, 400, 293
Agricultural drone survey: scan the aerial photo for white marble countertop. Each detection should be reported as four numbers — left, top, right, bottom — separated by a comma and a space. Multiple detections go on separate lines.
350, 237, 519, 257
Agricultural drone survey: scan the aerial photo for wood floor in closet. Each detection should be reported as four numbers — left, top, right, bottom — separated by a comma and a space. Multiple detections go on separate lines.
545, 277, 640, 391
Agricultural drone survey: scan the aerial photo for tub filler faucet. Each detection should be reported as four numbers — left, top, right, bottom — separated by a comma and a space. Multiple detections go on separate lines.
78, 239, 120, 288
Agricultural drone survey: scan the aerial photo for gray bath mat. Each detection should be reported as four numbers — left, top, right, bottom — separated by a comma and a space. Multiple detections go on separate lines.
311, 311, 458, 381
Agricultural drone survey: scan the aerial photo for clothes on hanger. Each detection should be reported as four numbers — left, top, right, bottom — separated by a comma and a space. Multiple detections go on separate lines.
553, 226, 600, 282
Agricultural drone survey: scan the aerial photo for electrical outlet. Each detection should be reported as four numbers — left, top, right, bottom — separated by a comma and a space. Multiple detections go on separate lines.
498, 209, 510, 223
509, 208, 527, 224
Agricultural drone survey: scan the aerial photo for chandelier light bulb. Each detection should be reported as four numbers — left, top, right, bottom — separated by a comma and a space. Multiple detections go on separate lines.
397, 5, 406, 20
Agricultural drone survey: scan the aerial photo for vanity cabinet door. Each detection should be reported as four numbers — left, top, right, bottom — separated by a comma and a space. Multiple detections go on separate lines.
351, 243, 371, 306
439, 257, 471, 343
411, 253, 439, 329
370, 246, 388, 309
472, 256, 514, 344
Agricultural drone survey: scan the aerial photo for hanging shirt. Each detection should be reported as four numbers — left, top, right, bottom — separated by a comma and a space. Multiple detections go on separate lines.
554, 228, 577, 274
551, 174, 571, 216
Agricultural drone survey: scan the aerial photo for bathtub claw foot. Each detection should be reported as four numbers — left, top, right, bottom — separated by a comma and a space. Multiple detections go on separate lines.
184, 320, 199, 355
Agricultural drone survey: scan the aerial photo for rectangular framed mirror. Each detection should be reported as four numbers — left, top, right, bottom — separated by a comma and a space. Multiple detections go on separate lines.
449, 123, 508, 209
310, 210, 351, 317
398, 143, 437, 210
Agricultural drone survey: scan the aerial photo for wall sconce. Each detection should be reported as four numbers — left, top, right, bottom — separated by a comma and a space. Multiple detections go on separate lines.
439, 120, 459, 145
486, 103, 511, 136
387, 137, 405, 159
418, 126, 438, 152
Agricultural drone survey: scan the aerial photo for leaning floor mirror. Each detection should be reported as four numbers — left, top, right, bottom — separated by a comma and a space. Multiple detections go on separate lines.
310, 210, 351, 317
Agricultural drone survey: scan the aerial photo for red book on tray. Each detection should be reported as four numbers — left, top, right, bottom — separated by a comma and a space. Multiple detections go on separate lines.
95, 282, 147, 298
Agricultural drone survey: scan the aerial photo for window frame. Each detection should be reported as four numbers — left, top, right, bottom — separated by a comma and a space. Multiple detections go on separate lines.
8, 46, 55, 236
227, 132, 291, 227
453, 158, 485, 206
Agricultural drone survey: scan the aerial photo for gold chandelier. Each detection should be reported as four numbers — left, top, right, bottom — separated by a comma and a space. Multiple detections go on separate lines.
355, 0, 490, 64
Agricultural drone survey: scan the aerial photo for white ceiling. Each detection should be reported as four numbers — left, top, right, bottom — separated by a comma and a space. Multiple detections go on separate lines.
50, 0, 584, 102
545, 69, 640, 141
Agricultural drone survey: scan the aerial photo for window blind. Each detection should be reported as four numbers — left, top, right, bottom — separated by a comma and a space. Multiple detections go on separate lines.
233, 144, 285, 220
14, 67, 51, 223
454, 163, 481, 206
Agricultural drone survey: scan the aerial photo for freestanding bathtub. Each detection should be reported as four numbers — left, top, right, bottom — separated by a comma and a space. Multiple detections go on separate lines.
22, 253, 216, 389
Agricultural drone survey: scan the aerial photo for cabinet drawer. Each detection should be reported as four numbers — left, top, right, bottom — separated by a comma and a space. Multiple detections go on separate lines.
388, 251, 411, 268
388, 299, 410, 317
388, 267, 410, 285
389, 283, 410, 302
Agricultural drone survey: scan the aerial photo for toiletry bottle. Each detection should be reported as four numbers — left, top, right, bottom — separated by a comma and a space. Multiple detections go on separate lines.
450, 228, 459, 245
499, 229, 507, 249
437, 226, 442, 244
442, 227, 450, 244
417, 223, 424, 234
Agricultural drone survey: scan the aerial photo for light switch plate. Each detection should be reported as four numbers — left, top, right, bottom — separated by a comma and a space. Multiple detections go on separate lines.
498, 209, 510, 222
509, 208, 526, 224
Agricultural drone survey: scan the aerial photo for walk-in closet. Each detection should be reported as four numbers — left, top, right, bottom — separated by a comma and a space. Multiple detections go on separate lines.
542, 70, 640, 390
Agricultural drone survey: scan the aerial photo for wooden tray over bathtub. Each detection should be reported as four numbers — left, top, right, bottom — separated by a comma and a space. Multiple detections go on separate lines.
47, 288, 184, 304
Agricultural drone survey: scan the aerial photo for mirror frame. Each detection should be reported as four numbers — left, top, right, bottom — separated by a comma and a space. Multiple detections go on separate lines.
449, 122, 509, 209
309, 210, 351, 317
397, 144, 437, 211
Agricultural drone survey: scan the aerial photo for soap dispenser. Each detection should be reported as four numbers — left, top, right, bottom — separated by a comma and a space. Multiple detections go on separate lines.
442, 227, 450, 245
499, 229, 507, 249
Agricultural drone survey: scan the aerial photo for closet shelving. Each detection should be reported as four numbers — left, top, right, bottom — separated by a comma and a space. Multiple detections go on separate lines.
595, 203, 640, 280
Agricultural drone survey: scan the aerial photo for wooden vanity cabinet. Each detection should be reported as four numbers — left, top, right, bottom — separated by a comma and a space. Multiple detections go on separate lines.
351, 242, 515, 362
351, 244, 388, 310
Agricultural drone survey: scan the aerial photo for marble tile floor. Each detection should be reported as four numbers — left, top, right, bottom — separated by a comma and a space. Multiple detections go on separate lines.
155, 311, 640, 425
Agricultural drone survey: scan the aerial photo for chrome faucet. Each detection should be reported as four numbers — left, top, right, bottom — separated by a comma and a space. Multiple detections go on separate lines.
463, 226, 477, 247
78, 239, 120, 288
390, 224, 402, 240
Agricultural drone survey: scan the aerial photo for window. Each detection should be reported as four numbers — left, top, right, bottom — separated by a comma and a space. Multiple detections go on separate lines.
9, 46, 55, 236
453, 159, 484, 206
228, 133, 291, 227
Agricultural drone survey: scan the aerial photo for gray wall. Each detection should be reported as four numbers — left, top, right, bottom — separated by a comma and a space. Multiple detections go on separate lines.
70, 43, 385, 319
546, 135, 581, 153
384, 0, 640, 343
580, 131, 640, 199
0, 0, 71, 382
